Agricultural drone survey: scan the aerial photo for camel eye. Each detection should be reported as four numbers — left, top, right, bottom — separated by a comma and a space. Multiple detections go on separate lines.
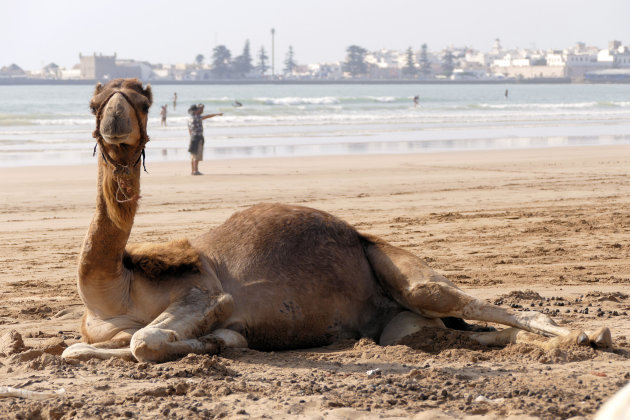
90, 106, 97, 115
142, 104, 149, 113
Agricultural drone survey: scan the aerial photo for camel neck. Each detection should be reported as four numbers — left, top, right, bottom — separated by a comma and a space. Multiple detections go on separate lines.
78, 156, 140, 292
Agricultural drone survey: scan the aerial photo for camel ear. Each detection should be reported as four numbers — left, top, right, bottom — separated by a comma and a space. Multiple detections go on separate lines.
93, 82, 103, 96
143, 84, 153, 107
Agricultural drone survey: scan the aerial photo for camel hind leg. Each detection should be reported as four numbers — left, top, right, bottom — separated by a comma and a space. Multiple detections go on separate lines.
362, 234, 611, 348
379, 311, 608, 350
379, 311, 536, 347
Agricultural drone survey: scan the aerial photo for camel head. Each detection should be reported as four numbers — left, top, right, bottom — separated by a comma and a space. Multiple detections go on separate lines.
90, 79, 152, 230
90, 78, 152, 152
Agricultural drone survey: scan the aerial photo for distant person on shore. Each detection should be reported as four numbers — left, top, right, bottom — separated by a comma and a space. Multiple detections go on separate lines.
505, 89, 509, 99
160, 104, 167, 127
233, 100, 243, 107
173, 92, 178, 111
413, 95, 419, 108
187, 104, 223, 176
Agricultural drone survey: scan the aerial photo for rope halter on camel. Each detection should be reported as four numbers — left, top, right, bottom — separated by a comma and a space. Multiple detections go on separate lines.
92, 89, 150, 203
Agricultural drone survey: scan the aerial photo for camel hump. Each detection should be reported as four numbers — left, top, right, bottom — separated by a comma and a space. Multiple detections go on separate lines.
211, 203, 361, 251
123, 239, 202, 280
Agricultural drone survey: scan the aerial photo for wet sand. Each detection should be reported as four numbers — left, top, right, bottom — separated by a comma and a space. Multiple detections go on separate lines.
0, 145, 629, 419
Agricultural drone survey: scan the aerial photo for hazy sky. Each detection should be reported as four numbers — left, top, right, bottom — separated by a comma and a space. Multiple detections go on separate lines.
2, 0, 629, 70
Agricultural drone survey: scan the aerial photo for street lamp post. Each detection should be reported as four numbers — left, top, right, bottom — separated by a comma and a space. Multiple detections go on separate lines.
271, 28, 275, 78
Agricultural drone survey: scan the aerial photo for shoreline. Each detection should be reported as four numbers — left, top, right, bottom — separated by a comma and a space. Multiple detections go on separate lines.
3, 133, 630, 169
1, 141, 628, 178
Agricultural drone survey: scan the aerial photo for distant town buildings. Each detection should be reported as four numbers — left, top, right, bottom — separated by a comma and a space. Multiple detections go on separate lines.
0, 63, 26, 77
78, 53, 153, 80
2, 39, 630, 83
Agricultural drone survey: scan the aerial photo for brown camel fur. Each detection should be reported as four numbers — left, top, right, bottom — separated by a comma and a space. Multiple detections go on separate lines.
62, 78, 613, 363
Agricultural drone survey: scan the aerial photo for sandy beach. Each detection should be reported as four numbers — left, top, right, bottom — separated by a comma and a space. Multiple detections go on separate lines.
0, 145, 629, 419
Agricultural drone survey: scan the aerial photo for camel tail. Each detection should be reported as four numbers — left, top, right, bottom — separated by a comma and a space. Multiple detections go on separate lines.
358, 231, 431, 307
358, 232, 451, 291
358, 232, 403, 283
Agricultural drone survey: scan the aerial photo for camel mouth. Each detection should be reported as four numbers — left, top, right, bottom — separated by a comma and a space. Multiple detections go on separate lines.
101, 133, 131, 144
100, 112, 134, 144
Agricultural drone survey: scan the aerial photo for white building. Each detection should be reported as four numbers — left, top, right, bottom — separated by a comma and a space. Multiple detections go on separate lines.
545, 51, 565, 67
306, 63, 343, 79
451, 68, 490, 80
566, 53, 598, 66
615, 52, 630, 67
366, 49, 404, 69
365, 49, 403, 78
565, 52, 603, 80
61, 67, 81, 80
464, 49, 487, 66
491, 49, 566, 79
595, 41, 630, 70
597, 49, 616, 64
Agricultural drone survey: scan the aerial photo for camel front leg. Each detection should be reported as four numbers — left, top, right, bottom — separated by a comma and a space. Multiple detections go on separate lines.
62, 288, 244, 363
130, 288, 239, 362
62, 329, 137, 361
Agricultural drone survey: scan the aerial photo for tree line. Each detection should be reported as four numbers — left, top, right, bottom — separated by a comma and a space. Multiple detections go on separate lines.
194, 42, 453, 79
344, 44, 454, 78
194, 40, 297, 79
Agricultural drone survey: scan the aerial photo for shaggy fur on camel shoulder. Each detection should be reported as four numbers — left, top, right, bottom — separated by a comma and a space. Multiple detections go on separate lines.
123, 239, 202, 280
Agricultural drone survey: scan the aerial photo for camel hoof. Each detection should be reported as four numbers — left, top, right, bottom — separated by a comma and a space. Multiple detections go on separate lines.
576, 331, 590, 346
545, 330, 589, 349
199, 335, 224, 354
589, 327, 613, 348
210, 329, 248, 349
131, 328, 179, 363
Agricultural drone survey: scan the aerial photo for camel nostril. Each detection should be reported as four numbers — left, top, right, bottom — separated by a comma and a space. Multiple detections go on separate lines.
114, 103, 125, 116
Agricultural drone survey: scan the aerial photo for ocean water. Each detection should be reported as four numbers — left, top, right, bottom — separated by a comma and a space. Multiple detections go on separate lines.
1, 83, 630, 167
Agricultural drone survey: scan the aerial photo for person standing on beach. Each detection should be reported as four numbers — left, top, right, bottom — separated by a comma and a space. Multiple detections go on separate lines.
173, 92, 178, 111
505, 89, 509, 99
187, 104, 223, 175
160, 105, 167, 127
413, 95, 419, 108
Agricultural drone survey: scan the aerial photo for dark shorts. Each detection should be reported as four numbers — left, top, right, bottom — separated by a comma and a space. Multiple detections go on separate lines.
188, 135, 204, 160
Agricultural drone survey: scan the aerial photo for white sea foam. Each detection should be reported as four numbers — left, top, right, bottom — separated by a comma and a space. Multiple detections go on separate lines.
201, 96, 233, 102
256, 97, 341, 106
31, 118, 93, 126
465, 101, 603, 111
367, 96, 397, 103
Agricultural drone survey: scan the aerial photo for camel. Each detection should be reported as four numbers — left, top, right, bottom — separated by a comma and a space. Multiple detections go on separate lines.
594, 381, 630, 420
62, 78, 613, 363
